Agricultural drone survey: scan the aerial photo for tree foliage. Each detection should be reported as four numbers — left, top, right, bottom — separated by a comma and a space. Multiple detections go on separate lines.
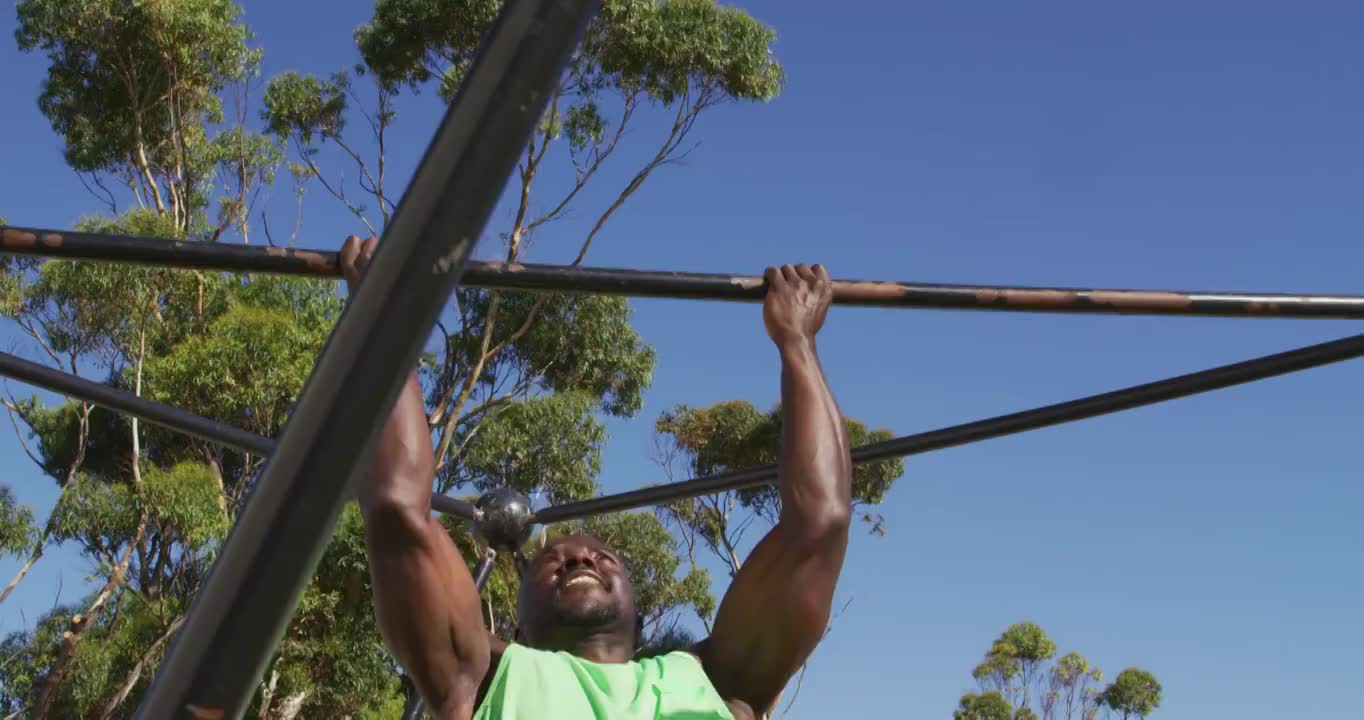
0, 487, 37, 558
960, 623, 1158, 720
15, 0, 267, 236
1101, 669, 1162, 720
653, 400, 904, 581
955, 691, 1015, 720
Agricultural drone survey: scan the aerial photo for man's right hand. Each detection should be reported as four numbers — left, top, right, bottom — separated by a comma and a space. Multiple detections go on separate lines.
339, 235, 379, 296
762, 264, 832, 350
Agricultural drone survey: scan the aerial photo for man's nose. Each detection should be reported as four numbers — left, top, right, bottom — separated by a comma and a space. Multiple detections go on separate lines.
561, 549, 597, 571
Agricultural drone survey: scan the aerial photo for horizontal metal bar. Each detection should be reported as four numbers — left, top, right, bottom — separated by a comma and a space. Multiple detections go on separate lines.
532, 332, 1364, 524
0, 351, 478, 519
6, 224, 1364, 319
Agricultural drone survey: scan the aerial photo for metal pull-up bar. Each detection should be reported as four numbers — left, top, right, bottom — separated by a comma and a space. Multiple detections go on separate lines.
7, 224, 1364, 319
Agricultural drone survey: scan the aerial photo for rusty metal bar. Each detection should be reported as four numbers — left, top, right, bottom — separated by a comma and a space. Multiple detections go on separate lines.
532, 332, 1364, 524
5, 224, 1364, 319
137, 0, 599, 715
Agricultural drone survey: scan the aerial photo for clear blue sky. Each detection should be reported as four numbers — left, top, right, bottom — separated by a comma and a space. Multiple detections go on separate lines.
4, 1, 1364, 718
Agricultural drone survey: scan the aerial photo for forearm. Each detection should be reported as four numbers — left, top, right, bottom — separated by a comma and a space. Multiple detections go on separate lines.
366, 515, 489, 716
776, 337, 852, 529
359, 371, 489, 713
359, 371, 434, 516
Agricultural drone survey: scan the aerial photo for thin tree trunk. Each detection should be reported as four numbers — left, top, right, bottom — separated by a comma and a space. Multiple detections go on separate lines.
33, 315, 154, 717
96, 615, 184, 720
257, 665, 280, 720
0, 543, 44, 606
30, 514, 147, 719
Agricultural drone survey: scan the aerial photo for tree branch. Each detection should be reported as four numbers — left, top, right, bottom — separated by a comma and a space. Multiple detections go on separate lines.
97, 615, 185, 720
294, 138, 375, 236
525, 92, 636, 233
569, 86, 708, 267
3, 397, 45, 469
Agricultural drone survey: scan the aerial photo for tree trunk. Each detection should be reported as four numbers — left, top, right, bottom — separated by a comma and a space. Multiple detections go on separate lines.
276, 691, 309, 720
258, 666, 280, 720
0, 542, 43, 606
97, 616, 184, 720
30, 514, 147, 718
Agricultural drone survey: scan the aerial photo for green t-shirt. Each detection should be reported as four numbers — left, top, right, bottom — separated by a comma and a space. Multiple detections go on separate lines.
473, 644, 736, 720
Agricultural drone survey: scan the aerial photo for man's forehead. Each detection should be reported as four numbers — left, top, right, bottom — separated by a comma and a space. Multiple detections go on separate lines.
540, 534, 612, 554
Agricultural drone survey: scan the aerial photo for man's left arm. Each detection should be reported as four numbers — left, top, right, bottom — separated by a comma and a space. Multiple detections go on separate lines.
699, 264, 853, 716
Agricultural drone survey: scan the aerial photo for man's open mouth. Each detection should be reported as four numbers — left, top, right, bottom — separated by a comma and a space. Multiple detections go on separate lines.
560, 569, 605, 590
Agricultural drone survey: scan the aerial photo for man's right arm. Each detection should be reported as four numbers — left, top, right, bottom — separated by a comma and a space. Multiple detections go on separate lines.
345, 236, 489, 718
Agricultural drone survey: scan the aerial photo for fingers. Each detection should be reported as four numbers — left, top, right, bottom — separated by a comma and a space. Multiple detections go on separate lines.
341, 235, 379, 292
340, 235, 364, 280
766, 264, 830, 287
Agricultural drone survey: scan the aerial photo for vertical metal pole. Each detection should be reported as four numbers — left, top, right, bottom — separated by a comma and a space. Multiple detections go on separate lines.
137, 1, 600, 717
472, 549, 498, 590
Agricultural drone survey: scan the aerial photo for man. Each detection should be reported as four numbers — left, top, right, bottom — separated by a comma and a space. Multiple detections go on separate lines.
343, 235, 853, 720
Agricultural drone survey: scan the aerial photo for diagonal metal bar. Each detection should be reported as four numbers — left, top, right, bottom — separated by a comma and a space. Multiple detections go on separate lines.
0, 351, 272, 456
0, 351, 477, 519
532, 332, 1364, 525
136, 0, 601, 716
7, 224, 1364, 319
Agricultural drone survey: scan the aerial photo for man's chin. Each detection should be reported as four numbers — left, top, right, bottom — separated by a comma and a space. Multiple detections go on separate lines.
551, 597, 620, 628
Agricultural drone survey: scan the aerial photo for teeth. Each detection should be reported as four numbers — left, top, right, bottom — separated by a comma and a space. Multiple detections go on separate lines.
565, 576, 599, 588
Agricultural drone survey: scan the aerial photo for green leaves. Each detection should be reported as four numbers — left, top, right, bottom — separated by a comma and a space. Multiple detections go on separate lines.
49, 476, 140, 550
0, 486, 38, 558
1102, 668, 1163, 719
357, 0, 783, 103
962, 624, 1157, 719
456, 392, 606, 502
142, 295, 333, 436
591, 0, 783, 103
998, 622, 1058, 663
15, 0, 258, 229
355, 0, 500, 92
564, 102, 608, 153
654, 400, 906, 521
262, 71, 348, 144
447, 290, 656, 418
143, 463, 229, 549
954, 691, 1014, 720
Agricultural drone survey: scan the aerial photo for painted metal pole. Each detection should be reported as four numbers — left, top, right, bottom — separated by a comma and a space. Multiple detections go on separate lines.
532, 332, 1364, 525
7, 224, 1364, 320
136, 0, 600, 716
0, 351, 478, 519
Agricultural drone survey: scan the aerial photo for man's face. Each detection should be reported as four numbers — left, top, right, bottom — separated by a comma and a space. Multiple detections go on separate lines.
517, 535, 637, 647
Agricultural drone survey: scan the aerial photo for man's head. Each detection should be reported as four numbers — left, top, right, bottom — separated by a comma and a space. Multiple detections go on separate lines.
516, 534, 640, 655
